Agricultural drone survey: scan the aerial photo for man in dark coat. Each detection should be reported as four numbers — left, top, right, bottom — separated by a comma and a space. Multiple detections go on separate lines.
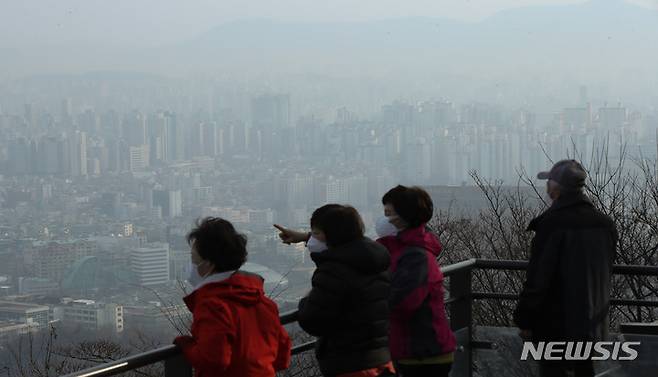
514, 160, 618, 377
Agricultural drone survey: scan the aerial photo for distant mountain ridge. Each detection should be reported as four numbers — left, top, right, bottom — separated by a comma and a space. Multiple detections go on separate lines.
183, 0, 658, 51
3, 0, 657, 88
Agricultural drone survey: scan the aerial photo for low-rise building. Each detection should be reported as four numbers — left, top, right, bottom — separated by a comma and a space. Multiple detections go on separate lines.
17, 277, 59, 296
53, 299, 123, 334
0, 301, 50, 329
0, 320, 39, 343
123, 302, 188, 338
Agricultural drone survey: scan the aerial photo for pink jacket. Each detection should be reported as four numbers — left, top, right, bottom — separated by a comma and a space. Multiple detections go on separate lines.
378, 226, 456, 360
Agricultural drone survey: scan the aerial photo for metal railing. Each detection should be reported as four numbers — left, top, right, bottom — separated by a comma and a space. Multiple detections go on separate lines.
443, 259, 658, 377
62, 258, 658, 377
61, 310, 314, 377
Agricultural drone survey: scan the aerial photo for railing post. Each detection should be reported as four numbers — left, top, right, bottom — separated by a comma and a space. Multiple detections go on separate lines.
164, 353, 192, 377
449, 263, 473, 377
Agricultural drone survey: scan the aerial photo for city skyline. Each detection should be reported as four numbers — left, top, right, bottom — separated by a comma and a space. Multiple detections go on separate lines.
1, 1, 657, 374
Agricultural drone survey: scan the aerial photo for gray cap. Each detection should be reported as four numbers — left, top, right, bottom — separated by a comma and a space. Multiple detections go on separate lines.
537, 159, 587, 189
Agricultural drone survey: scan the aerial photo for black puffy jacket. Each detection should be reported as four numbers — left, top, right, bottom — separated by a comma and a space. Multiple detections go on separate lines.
297, 237, 391, 376
514, 193, 618, 341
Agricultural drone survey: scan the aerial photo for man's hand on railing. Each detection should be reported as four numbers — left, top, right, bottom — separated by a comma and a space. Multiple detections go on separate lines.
274, 224, 310, 245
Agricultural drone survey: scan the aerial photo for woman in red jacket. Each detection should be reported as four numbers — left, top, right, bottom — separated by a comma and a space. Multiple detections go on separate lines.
174, 217, 291, 377
375, 186, 456, 377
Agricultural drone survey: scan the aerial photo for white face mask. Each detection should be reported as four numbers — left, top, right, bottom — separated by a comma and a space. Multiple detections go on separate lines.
307, 235, 328, 253
188, 260, 210, 287
375, 216, 399, 238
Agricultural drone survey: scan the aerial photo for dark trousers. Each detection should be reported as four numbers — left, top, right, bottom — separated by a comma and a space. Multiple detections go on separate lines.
539, 360, 594, 377
397, 363, 452, 377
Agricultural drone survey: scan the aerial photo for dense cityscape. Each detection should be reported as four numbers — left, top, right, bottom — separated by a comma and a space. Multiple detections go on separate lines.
0, 76, 655, 349
1, 0, 658, 375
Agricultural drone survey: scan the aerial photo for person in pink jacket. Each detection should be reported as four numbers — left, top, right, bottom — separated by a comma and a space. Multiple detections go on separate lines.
375, 185, 456, 377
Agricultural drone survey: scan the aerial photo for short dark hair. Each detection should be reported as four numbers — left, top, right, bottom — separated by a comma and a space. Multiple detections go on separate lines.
310, 204, 343, 229
382, 185, 434, 228
310, 204, 364, 248
186, 217, 247, 273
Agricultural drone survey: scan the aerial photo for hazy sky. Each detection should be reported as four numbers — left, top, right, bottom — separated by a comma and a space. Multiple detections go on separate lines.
1, 0, 655, 48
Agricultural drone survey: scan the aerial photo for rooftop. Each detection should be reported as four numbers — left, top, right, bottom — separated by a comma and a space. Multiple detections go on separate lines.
0, 300, 50, 313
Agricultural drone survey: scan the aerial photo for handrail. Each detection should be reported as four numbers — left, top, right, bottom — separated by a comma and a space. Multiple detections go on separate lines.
279, 309, 298, 325
62, 258, 658, 377
61, 309, 305, 377
441, 258, 477, 276
61, 345, 180, 377
441, 258, 658, 377
61, 341, 318, 377
441, 258, 658, 276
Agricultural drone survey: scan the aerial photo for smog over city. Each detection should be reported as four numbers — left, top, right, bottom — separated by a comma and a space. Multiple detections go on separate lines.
0, 1, 657, 376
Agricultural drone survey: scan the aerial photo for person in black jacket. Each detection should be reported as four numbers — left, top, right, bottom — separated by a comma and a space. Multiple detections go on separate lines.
294, 204, 394, 377
514, 160, 618, 377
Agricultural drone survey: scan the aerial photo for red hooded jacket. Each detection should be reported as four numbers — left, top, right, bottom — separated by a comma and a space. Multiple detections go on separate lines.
174, 271, 291, 377
377, 226, 456, 360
